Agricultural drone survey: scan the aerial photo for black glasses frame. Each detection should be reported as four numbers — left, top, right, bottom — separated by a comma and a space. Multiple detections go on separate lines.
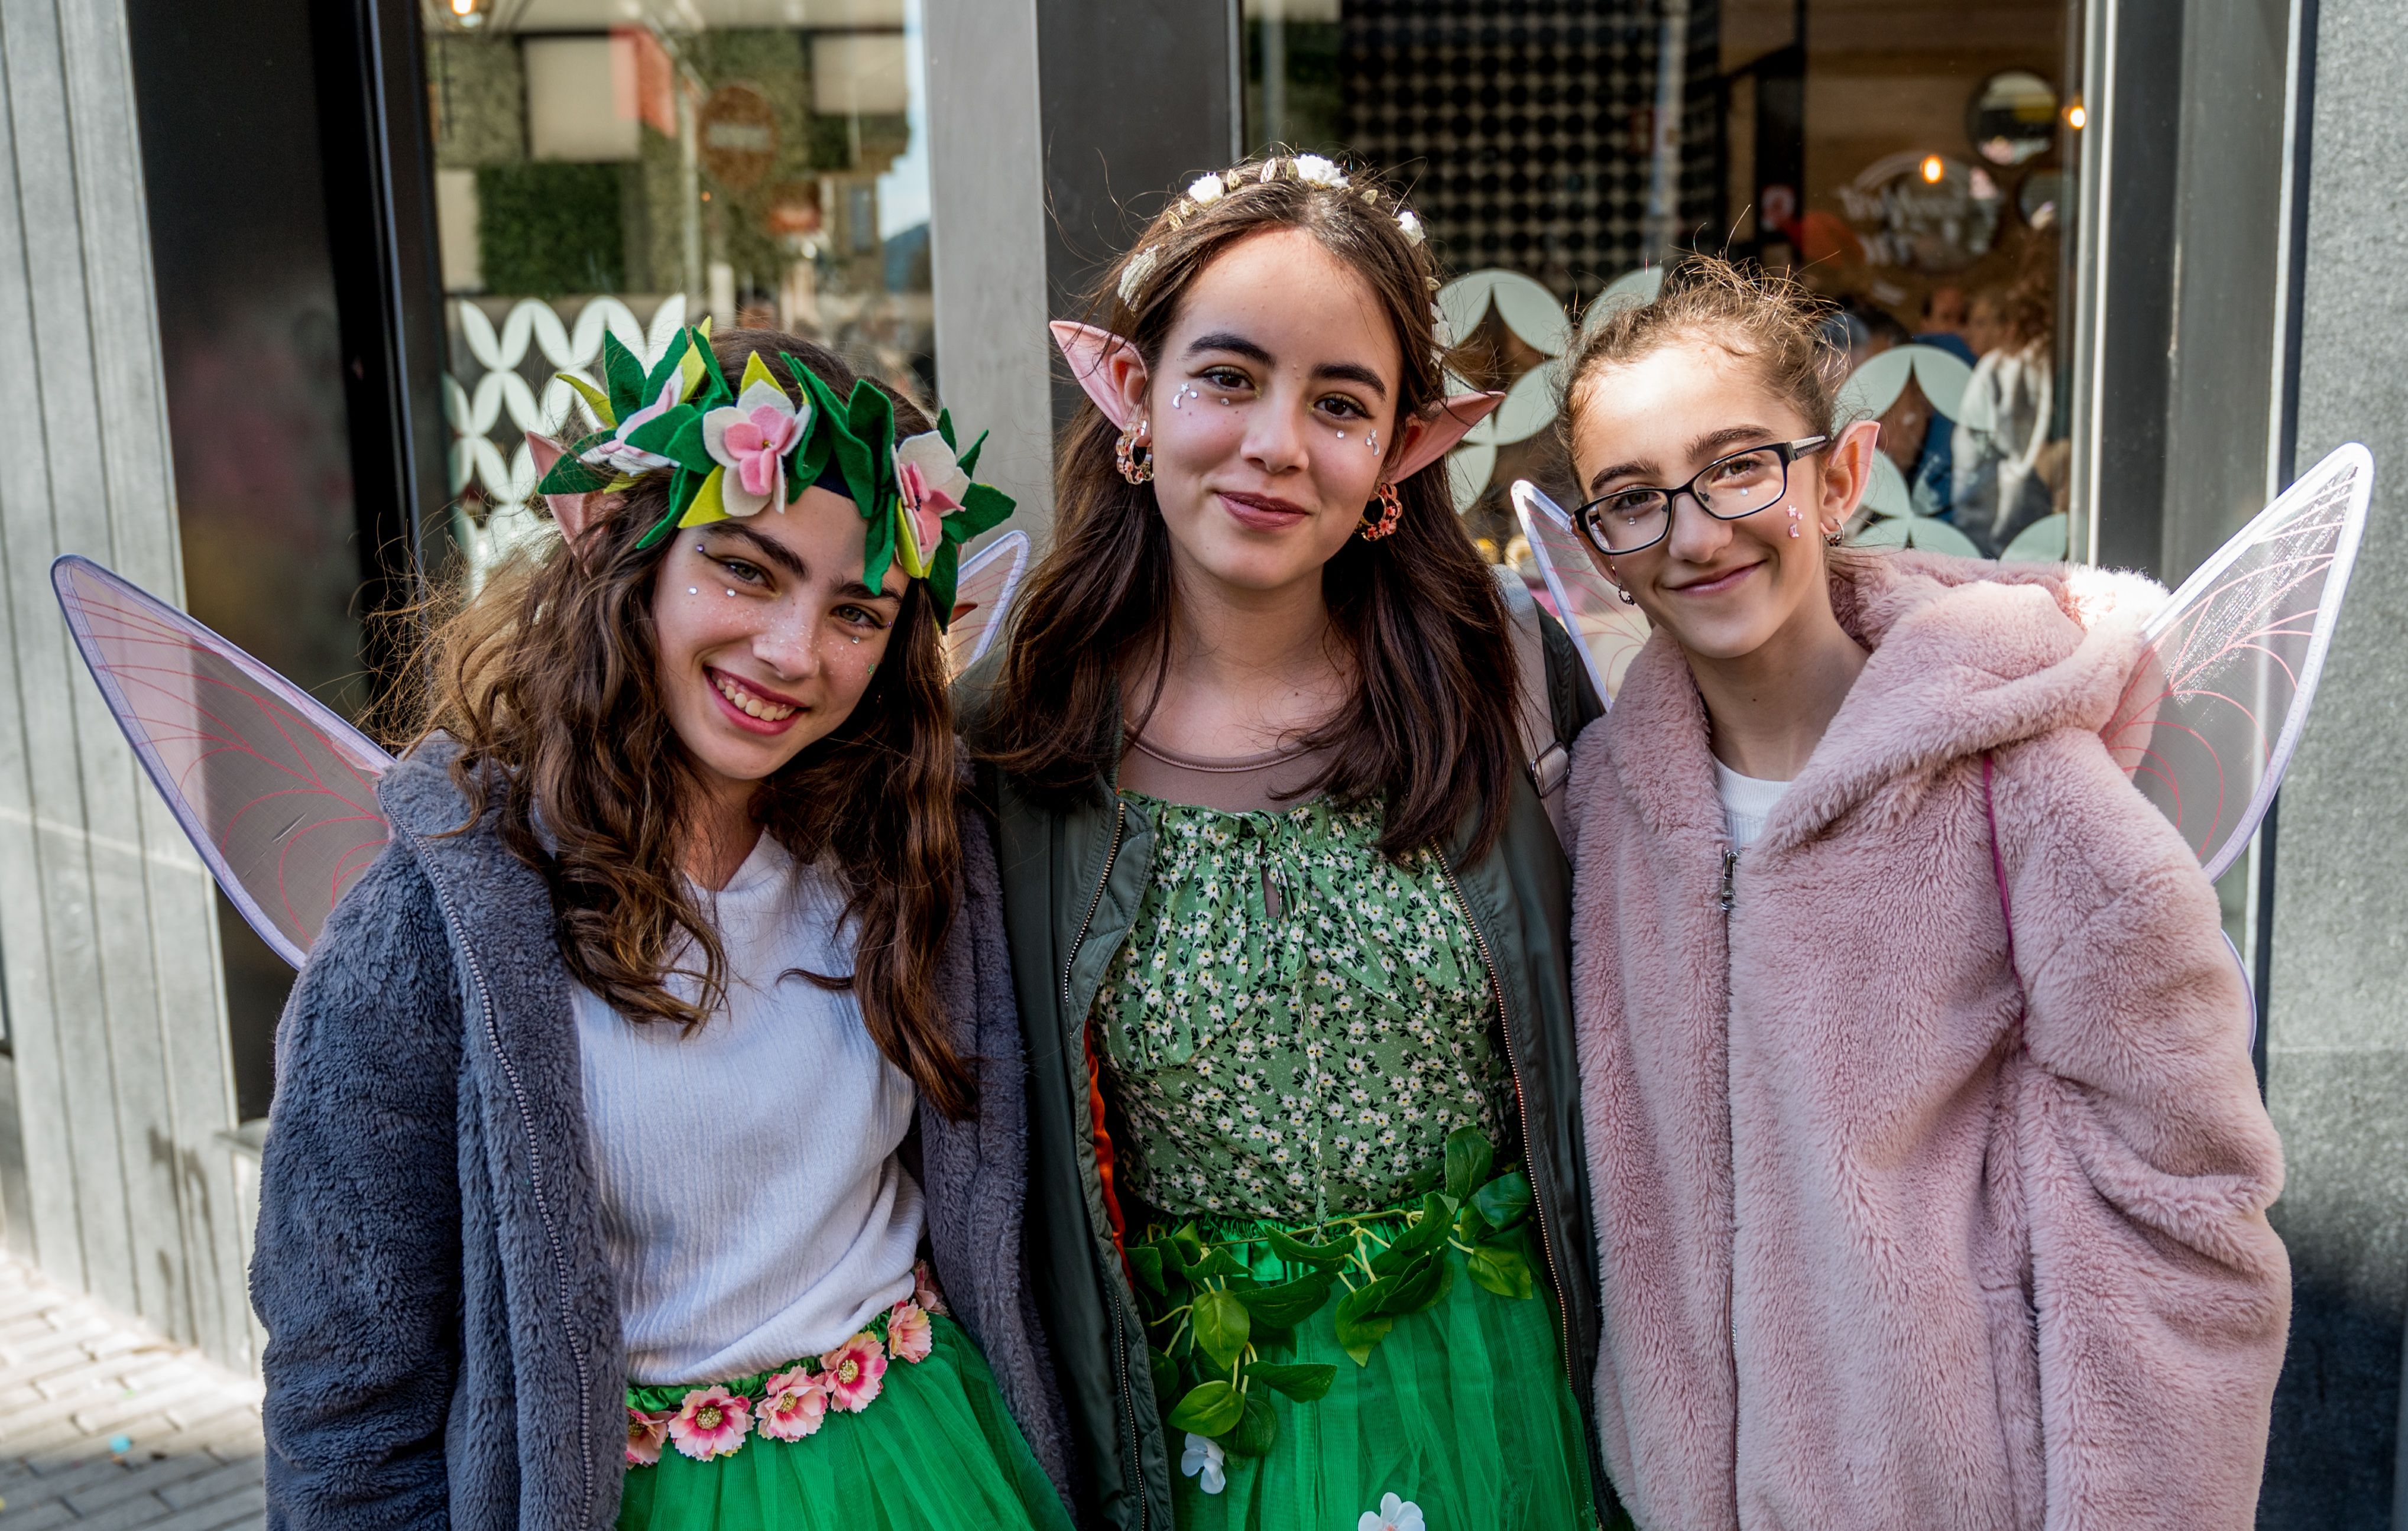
1573, 435, 1832, 556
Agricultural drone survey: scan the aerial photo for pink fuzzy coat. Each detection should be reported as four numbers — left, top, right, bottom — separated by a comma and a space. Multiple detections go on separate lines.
1566, 552, 2290, 1531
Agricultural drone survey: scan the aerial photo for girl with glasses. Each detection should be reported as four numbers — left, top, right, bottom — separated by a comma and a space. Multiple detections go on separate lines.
961, 155, 1615, 1531
1554, 256, 2289, 1530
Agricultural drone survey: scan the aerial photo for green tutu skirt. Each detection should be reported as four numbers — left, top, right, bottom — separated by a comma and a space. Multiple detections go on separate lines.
617, 1312, 1073, 1531
1137, 1210, 1597, 1531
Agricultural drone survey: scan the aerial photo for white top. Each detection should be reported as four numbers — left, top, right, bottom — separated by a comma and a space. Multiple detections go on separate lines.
574, 833, 922, 1384
1713, 757, 1794, 851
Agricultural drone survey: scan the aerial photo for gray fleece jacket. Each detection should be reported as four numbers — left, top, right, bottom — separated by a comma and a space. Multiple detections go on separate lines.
250, 748, 1074, 1530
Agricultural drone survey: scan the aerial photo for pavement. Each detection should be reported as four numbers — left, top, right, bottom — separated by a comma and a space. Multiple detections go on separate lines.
0, 1255, 263, 1530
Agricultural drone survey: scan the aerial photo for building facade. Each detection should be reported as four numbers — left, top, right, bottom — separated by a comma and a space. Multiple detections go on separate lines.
0, 0, 2399, 1522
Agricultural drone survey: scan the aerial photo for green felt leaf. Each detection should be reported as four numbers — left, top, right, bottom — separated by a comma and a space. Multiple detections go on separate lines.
536, 442, 615, 497
955, 427, 989, 479
1466, 1243, 1535, 1300
1444, 1128, 1495, 1201
638, 328, 689, 404
1148, 1345, 1179, 1407
556, 372, 616, 429
1165, 1380, 1243, 1436
602, 332, 646, 413
1332, 1280, 1395, 1365
622, 403, 702, 464
1232, 1272, 1333, 1328
929, 540, 961, 630
1191, 1288, 1250, 1372
1224, 1392, 1278, 1457
1244, 1361, 1336, 1402
1473, 1169, 1533, 1233
947, 482, 1015, 543
935, 407, 956, 448
789, 420, 831, 499
1263, 1227, 1354, 1269
1372, 1194, 1453, 1276
1127, 1244, 1166, 1298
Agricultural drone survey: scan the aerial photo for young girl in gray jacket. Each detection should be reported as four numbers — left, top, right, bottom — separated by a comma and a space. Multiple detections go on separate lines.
250, 329, 1073, 1531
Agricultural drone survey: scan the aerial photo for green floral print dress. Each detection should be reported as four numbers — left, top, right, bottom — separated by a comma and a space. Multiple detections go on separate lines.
1094, 793, 1595, 1531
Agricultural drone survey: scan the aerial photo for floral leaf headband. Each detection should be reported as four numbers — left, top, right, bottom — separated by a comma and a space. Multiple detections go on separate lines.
535, 327, 1013, 627
1117, 153, 1426, 310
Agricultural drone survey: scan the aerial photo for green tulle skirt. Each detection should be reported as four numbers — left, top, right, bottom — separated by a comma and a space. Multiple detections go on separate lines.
1139, 1211, 1597, 1531
616, 1314, 1074, 1531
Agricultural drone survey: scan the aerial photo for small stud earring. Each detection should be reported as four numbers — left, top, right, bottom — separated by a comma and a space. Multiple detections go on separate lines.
688, 587, 698, 595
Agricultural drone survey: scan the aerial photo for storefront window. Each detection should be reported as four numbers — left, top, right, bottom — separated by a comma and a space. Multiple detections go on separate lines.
420, 0, 936, 581
1245, 0, 2081, 571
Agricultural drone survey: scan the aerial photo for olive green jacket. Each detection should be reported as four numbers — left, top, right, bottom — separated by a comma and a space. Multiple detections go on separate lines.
959, 613, 1612, 1531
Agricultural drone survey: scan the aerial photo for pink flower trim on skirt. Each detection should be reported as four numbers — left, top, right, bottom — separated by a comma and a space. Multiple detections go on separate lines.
624, 1293, 944, 1468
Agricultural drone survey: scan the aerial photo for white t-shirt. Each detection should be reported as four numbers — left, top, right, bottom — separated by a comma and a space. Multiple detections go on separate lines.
1713, 757, 1793, 851
574, 833, 922, 1384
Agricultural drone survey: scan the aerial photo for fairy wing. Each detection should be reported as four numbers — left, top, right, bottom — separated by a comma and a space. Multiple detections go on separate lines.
2102, 442, 2374, 881
1512, 479, 1653, 705
945, 528, 1031, 677
51, 555, 395, 971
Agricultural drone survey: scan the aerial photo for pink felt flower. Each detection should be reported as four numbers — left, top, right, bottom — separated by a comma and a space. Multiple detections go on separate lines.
892, 430, 970, 578
819, 1332, 889, 1413
886, 1300, 933, 1364
667, 1384, 752, 1461
624, 1407, 671, 1467
757, 1369, 829, 1442
701, 375, 809, 518
912, 1260, 951, 1317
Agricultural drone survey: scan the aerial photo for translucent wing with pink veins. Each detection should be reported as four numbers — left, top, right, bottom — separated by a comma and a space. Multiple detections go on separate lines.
1512, 479, 1653, 706
51, 555, 394, 971
2102, 442, 2373, 881
945, 529, 1030, 677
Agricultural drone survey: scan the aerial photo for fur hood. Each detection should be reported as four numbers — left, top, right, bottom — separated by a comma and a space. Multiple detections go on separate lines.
1602, 549, 2167, 853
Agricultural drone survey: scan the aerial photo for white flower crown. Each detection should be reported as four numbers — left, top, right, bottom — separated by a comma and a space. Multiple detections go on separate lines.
1118, 155, 1427, 310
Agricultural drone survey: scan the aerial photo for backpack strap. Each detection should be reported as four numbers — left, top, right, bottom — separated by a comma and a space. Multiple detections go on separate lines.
1493, 566, 1572, 842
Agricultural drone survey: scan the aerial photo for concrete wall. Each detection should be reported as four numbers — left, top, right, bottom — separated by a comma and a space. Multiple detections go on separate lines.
924, 0, 1055, 538
0, 0, 252, 1366
2262, 0, 2408, 1522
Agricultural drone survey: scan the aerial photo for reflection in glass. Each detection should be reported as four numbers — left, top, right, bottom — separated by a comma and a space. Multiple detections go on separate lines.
420, 0, 936, 582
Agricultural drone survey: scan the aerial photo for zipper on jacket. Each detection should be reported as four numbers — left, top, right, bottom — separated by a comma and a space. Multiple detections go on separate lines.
1064, 798, 1149, 1531
1435, 848, 1579, 1399
405, 827, 597, 1522
1719, 843, 1741, 1503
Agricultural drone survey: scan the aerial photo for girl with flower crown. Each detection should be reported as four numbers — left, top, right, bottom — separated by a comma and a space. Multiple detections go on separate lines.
960, 157, 1616, 1531
249, 329, 1077, 1531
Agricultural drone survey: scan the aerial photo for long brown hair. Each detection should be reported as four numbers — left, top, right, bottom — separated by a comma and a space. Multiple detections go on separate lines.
982, 155, 1522, 862
404, 329, 975, 1118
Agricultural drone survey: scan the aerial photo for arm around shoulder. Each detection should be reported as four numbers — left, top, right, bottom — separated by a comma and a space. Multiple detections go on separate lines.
1997, 732, 2289, 1530
253, 842, 466, 1529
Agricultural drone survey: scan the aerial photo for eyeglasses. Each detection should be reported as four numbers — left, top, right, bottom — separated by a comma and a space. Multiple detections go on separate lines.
1573, 436, 1831, 556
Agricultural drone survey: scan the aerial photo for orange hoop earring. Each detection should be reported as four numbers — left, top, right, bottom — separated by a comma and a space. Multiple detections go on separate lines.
1358, 481, 1402, 540
1115, 419, 1153, 484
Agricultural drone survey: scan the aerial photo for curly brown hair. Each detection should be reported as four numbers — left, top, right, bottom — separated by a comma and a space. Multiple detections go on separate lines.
401, 329, 975, 1118
981, 154, 1524, 862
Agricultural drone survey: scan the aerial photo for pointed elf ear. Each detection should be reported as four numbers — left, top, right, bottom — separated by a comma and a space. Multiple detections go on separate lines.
525, 434, 602, 547
1049, 321, 1146, 430
1386, 393, 1504, 484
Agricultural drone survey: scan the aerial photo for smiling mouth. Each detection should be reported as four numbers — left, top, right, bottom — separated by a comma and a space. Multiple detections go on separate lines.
711, 669, 799, 723
1667, 561, 1762, 595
